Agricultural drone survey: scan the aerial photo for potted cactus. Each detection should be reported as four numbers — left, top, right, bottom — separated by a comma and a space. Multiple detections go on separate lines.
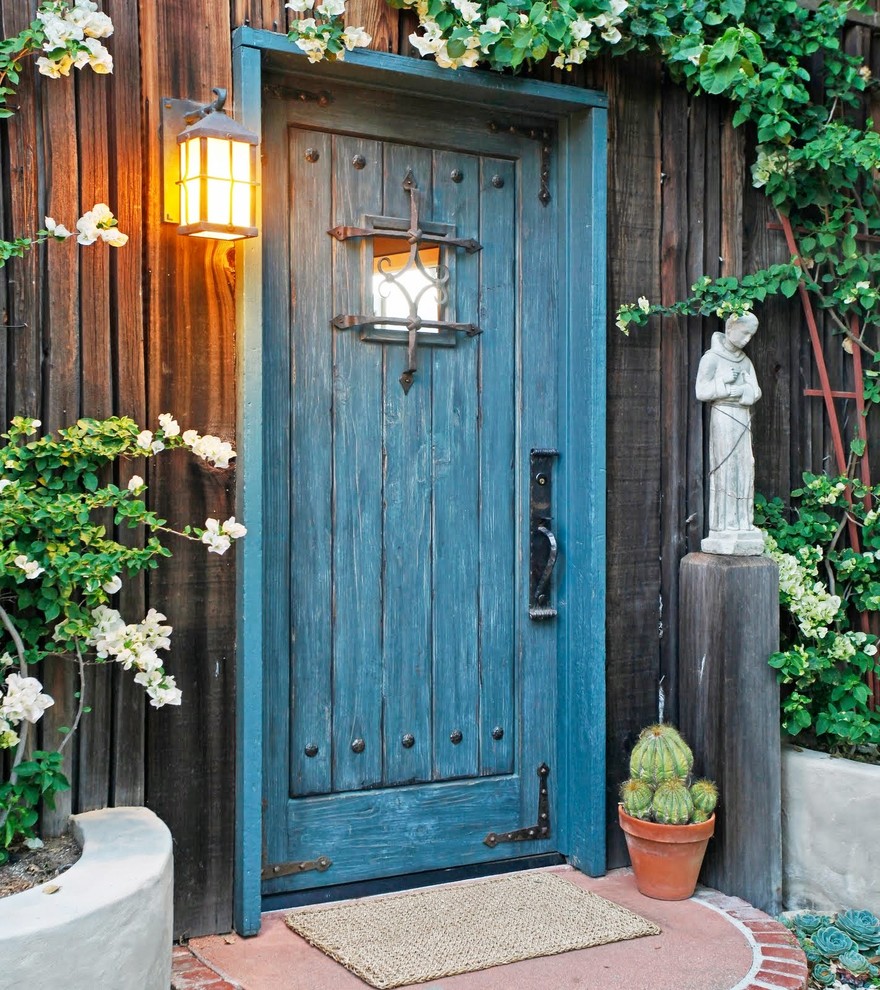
618, 724, 718, 901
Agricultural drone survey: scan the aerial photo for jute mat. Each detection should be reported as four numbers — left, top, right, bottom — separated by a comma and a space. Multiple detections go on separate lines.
285, 871, 661, 988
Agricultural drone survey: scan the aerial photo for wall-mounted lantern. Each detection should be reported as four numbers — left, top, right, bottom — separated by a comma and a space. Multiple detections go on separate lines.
162, 87, 259, 241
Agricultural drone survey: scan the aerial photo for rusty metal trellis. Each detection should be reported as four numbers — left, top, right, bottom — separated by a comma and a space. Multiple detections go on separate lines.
776, 212, 879, 708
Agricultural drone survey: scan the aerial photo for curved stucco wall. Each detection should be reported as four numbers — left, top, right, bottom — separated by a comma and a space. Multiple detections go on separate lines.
0, 806, 173, 990
782, 747, 880, 916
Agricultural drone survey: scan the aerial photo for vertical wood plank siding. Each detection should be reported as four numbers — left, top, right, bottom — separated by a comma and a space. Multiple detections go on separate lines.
0, 0, 873, 931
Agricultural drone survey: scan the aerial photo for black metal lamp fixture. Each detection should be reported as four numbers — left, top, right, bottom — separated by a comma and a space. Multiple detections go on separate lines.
162, 87, 259, 240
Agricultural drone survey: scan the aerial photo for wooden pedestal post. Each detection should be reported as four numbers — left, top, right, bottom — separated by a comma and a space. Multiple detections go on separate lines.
678, 552, 781, 914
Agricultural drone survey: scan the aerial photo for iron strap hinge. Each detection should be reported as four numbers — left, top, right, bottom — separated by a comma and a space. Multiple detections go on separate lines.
483, 764, 551, 847
261, 855, 332, 880
488, 121, 554, 206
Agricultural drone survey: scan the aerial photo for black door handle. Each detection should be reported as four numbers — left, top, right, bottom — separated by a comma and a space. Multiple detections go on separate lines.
529, 449, 559, 620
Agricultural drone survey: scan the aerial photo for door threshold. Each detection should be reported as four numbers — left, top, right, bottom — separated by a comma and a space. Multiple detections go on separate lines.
261, 853, 566, 912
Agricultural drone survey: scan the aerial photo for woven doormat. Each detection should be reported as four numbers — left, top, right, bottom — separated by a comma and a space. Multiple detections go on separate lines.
285, 871, 661, 988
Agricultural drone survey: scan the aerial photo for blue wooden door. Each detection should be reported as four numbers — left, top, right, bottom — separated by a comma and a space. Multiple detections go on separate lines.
261, 72, 565, 896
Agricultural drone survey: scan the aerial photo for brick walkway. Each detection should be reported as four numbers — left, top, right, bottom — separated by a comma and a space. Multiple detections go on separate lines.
171, 869, 808, 990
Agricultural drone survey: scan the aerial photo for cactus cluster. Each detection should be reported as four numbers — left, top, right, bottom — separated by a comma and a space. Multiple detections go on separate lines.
620, 724, 718, 825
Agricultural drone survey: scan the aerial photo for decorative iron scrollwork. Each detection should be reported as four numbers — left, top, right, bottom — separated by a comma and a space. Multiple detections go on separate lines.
329, 169, 483, 394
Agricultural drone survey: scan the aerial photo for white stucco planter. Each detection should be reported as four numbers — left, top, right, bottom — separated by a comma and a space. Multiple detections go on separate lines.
782, 746, 880, 916
0, 806, 173, 990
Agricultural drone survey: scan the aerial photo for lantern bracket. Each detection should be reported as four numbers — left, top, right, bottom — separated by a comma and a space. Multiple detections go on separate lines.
182, 86, 228, 126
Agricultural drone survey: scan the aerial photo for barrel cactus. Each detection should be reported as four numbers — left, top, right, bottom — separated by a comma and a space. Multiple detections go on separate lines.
620, 778, 654, 820
629, 723, 693, 784
652, 779, 694, 825
690, 779, 718, 821
619, 724, 717, 826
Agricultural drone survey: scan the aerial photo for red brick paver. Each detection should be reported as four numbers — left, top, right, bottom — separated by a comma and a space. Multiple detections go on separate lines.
696, 890, 808, 990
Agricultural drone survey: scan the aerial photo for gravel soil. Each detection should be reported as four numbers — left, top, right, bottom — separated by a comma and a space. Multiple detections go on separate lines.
0, 834, 80, 898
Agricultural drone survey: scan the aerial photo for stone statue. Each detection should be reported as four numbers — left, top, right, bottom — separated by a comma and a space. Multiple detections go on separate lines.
695, 312, 764, 555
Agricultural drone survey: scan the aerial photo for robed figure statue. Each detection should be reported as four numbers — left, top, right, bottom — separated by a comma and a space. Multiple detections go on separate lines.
695, 313, 765, 555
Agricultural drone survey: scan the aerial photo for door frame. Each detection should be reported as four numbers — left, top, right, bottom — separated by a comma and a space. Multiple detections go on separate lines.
232, 25, 608, 935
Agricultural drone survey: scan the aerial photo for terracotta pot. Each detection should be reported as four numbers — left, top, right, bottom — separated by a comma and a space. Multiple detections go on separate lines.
618, 805, 715, 901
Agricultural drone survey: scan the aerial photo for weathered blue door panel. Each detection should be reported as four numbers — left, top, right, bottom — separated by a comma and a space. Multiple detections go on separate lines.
236, 35, 607, 927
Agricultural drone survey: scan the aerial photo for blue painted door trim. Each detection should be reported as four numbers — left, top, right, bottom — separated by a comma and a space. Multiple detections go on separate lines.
233, 27, 607, 936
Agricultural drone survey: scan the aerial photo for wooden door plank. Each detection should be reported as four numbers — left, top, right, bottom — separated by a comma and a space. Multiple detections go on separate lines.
331, 134, 385, 791
346, 0, 399, 54
603, 55, 662, 867
381, 145, 434, 786
142, 0, 236, 938
2, 2, 42, 419
75, 59, 114, 817
430, 149, 480, 781
106, 0, 147, 810
516, 136, 558, 826
261, 103, 294, 865
287, 126, 334, 797
476, 156, 516, 777
271, 775, 527, 893
37, 72, 80, 836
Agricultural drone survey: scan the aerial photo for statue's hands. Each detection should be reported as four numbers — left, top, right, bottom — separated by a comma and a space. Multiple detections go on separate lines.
727, 383, 745, 398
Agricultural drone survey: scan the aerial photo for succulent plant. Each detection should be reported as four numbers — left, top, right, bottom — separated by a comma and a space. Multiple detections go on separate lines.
834, 909, 880, 951
619, 724, 717, 825
837, 948, 873, 975
809, 962, 836, 987
652, 779, 694, 825
793, 912, 832, 937
812, 925, 857, 961
629, 724, 694, 784
690, 779, 718, 816
620, 778, 654, 820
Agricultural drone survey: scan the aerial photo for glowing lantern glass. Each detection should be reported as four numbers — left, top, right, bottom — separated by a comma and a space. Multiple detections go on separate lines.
177, 103, 259, 240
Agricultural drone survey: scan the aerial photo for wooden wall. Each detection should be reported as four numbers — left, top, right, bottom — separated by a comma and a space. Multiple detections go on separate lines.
1, 0, 874, 934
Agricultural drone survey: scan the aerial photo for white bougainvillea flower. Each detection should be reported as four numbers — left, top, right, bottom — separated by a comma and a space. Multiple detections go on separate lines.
76, 203, 125, 245
67, 3, 114, 39
158, 413, 180, 437
37, 53, 76, 77
135, 429, 153, 450
45, 216, 73, 239
221, 517, 248, 540
1, 673, 54, 724
316, 0, 345, 16
186, 433, 237, 469
76, 37, 113, 73
38, 10, 83, 47
146, 680, 182, 708
569, 17, 592, 40
450, 0, 481, 24
127, 474, 144, 491
100, 226, 128, 247
638, 296, 650, 313
286, 0, 315, 9
482, 17, 506, 34
201, 518, 233, 555
150, 439, 165, 454
342, 25, 372, 50
102, 575, 123, 595
0, 479, 11, 492
13, 555, 45, 580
